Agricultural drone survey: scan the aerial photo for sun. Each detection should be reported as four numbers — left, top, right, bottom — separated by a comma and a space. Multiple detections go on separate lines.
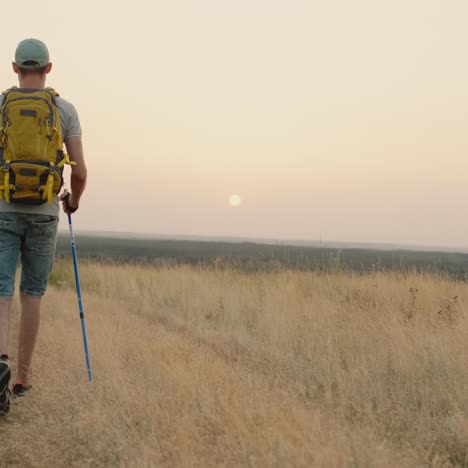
229, 194, 242, 207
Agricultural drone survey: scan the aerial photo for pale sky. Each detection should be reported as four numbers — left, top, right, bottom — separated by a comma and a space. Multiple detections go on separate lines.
2, 0, 467, 247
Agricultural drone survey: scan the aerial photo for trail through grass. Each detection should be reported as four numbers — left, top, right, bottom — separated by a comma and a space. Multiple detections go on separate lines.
1, 262, 467, 467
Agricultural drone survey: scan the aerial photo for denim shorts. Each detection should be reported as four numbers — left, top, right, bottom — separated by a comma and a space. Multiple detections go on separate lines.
0, 213, 59, 298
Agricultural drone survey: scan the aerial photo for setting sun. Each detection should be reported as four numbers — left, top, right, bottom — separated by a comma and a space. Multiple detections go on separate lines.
229, 194, 242, 207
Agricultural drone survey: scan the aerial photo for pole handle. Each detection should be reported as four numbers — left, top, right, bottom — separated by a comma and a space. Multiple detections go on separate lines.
61, 189, 78, 214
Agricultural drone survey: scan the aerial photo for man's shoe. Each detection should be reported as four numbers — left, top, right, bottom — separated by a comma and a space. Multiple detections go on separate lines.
12, 383, 31, 398
0, 355, 11, 415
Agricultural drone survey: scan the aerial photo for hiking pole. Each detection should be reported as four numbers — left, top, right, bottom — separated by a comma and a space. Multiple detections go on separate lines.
64, 193, 92, 382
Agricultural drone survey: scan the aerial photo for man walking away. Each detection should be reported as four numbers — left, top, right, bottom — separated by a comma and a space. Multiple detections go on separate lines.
0, 38, 87, 414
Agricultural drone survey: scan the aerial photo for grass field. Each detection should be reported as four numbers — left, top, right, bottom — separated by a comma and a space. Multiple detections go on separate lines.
0, 261, 467, 467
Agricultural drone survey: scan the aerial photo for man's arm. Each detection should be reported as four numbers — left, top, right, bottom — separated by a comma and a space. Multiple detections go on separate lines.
62, 137, 87, 214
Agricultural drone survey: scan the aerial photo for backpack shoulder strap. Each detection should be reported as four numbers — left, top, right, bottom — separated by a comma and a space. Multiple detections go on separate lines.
2, 86, 17, 95
45, 87, 60, 97
2, 86, 17, 99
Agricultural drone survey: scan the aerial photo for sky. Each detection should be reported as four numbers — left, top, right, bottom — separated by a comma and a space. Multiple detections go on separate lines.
2, 0, 467, 247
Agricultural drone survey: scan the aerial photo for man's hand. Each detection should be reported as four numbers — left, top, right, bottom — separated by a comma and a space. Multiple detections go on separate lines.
60, 191, 79, 215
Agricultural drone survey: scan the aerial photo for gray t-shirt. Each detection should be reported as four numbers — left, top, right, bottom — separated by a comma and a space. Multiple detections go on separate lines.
0, 91, 82, 217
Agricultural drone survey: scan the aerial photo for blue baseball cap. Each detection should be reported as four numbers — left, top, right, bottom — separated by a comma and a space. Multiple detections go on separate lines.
15, 38, 50, 69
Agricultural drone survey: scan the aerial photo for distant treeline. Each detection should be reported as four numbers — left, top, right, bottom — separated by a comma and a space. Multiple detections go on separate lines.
56, 234, 468, 279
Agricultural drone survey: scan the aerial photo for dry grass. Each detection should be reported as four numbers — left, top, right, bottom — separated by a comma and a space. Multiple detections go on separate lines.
0, 261, 467, 467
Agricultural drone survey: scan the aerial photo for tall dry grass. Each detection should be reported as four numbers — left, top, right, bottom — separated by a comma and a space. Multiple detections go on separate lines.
0, 261, 467, 467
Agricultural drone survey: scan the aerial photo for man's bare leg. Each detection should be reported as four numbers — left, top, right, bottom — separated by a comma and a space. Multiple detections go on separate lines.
0, 299, 12, 356
16, 294, 41, 385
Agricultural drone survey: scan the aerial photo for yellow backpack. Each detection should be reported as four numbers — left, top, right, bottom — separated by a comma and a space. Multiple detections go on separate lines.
0, 87, 74, 204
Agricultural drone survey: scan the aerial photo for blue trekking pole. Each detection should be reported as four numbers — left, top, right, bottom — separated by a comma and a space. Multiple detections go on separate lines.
64, 192, 92, 381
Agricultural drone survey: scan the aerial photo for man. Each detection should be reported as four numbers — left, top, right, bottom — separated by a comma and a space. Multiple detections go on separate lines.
0, 38, 87, 414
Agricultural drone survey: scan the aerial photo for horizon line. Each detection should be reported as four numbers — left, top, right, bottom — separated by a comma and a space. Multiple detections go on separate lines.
56, 227, 468, 254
